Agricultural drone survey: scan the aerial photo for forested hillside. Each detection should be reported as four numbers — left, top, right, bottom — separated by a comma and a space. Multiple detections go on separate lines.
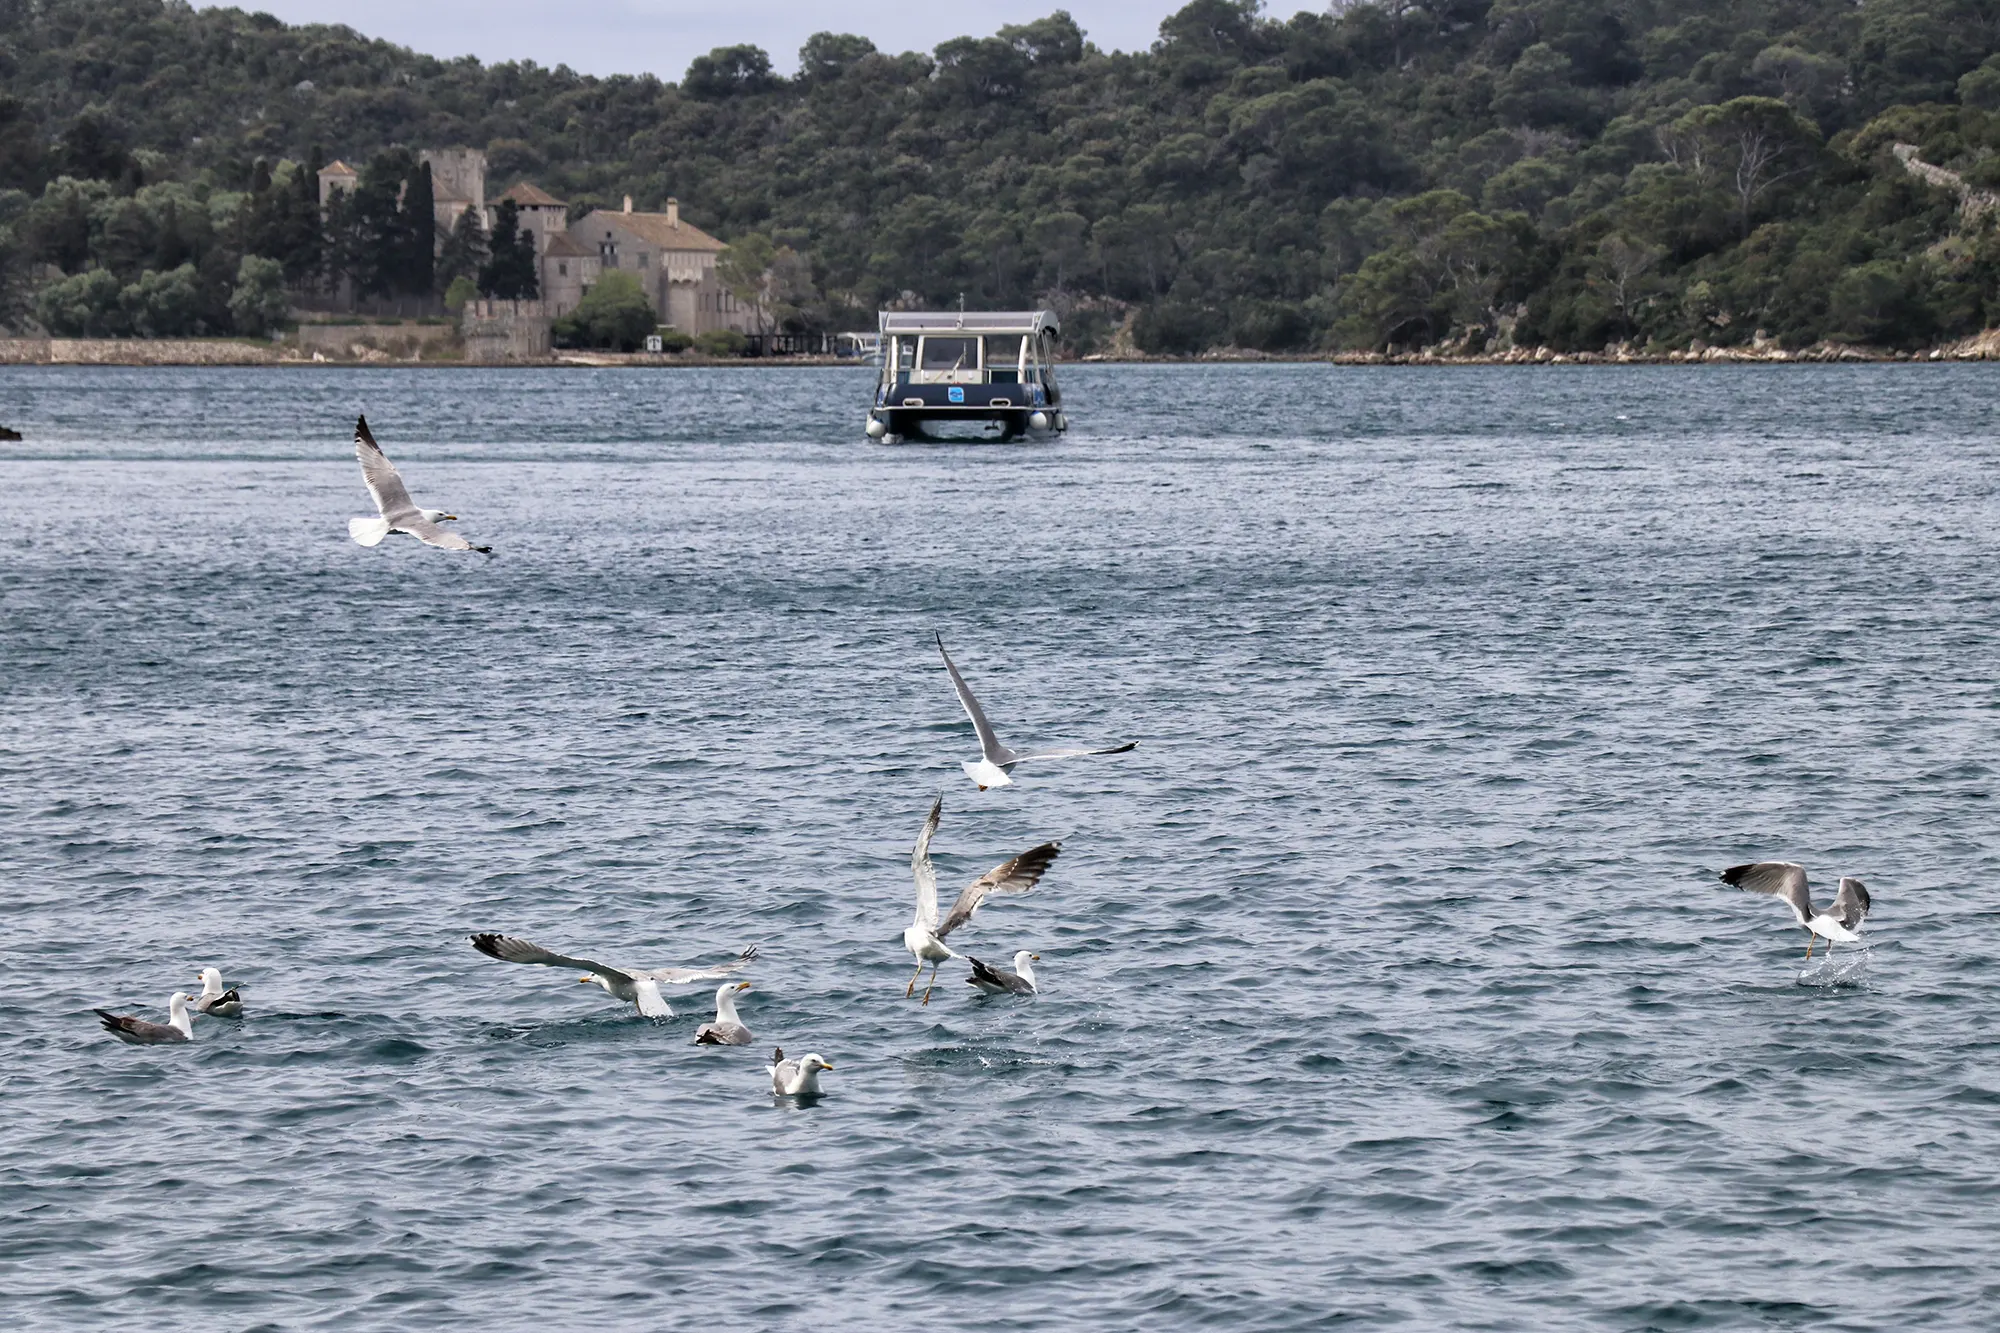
3, 0, 2000, 353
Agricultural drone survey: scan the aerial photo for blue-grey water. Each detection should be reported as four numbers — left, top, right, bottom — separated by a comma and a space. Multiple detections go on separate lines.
2, 364, 1996, 1331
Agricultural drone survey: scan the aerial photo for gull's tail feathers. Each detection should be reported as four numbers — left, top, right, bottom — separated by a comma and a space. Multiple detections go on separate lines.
348, 516, 392, 547
963, 759, 1014, 791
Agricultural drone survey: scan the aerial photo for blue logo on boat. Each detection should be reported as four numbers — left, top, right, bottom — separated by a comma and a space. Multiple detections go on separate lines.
948, 386, 965, 403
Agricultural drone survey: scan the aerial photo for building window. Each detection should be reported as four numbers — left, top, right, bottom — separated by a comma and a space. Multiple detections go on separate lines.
558, 262, 567, 276
638, 252, 648, 268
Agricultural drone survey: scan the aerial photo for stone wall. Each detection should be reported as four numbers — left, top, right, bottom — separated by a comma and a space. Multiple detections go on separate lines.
0, 337, 279, 364
461, 299, 553, 363
293, 321, 458, 361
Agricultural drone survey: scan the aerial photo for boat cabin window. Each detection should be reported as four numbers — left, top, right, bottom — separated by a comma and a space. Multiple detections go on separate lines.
915, 335, 982, 384
984, 335, 1024, 383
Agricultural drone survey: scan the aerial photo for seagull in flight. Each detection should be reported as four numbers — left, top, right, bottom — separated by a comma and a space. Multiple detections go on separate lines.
903, 794, 1059, 1004
349, 415, 491, 552
469, 934, 757, 1017
1720, 862, 1872, 957
937, 634, 1133, 790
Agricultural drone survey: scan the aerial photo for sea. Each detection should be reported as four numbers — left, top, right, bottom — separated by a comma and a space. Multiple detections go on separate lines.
1, 363, 1996, 1330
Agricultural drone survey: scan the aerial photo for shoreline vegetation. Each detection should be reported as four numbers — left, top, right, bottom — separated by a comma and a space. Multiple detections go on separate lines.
4, 328, 1999, 367
5, 1, 2000, 360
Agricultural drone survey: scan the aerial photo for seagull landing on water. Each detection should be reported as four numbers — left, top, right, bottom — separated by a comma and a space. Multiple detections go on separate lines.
1721, 862, 1872, 958
468, 934, 758, 1018
767, 1047, 833, 1096
95, 993, 195, 1045
967, 951, 1040, 996
693, 981, 755, 1046
903, 794, 1060, 1004
192, 967, 242, 1017
349, 415, 491, 553
936, 633, 1133, 790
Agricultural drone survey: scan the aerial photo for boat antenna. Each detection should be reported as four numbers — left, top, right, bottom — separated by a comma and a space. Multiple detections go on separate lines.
956, 292, 964, 328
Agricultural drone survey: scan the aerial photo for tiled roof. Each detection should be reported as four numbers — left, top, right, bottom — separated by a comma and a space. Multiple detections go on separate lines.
590, 210, 726, 253
543, 232, 591, 257
499, 181, 566, 207
318, 159, 358, 176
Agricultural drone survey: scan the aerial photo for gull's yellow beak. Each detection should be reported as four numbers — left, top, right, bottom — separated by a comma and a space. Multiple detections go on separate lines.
443, 514, 459, 521
821, 1059, 834, 1069
577, 975, 594, 984
1031, 954, 1041, 961
736, 981, 752, 992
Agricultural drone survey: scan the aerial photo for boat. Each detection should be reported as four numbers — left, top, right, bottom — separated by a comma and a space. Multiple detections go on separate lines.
865, 310, 1068, 442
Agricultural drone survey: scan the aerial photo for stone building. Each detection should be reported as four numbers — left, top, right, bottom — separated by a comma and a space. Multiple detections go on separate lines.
539, 232, 596, 318
315, 159, 358, 209
422, 148, 486, 231
490, 181, 569, 259
567, 196, 755, 335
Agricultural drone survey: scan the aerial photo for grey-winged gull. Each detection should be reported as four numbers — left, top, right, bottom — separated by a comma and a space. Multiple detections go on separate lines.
967, 951, 1040, 995
693, 981, 755, 1046
469, 934, 757, 1017
903, 794, 1059, 1004
349, 415, 491, 553
193, 967, 242, 1017
766, 1047, 833, 1096
937, 633, 1133, 790
95, 992, 195, 1044
1721, 861, 1872, 957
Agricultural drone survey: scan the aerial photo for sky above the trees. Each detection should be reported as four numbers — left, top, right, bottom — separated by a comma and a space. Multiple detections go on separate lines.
197, 1, 1193, 79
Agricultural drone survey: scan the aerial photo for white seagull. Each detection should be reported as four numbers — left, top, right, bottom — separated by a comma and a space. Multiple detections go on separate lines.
348, 415, 491, 552
192, 967, 243, 1017
1721, 862, 1872, 957
766, 1047, 833, 1096
904, 794, 1060, 1004
937, 633, 1133, 790
693, 981, 755, 1046
967, 951, 1040, 995
469, 934, 757, 1018
95, 993, 195, 1045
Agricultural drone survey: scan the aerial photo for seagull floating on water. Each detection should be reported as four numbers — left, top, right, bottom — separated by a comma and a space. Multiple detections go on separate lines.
904, 794, 1060, 1004
1721, 861, 1872, 957
349, 415, 491, 553
693, 981, 755, 1046
469, 934, 757, 1018
967, 951, 1040, 995
937, 633, 1133, 790
192, 967, 242, 1017
95, 993, 195, 1044
767, 1047, 833, 1096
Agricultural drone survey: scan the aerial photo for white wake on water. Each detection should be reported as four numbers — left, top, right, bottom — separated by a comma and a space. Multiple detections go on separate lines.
1797, 947, 1871, 988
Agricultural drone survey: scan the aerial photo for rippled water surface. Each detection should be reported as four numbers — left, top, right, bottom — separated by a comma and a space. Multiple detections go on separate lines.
3, 364, 1997, 1330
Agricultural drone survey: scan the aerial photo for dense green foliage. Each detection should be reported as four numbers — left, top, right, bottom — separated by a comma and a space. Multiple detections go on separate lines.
3, 0, 2000, 350
551, 269, 653, 349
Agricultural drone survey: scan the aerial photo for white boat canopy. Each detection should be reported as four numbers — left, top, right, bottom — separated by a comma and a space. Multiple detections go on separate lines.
879, 310, 1060, 338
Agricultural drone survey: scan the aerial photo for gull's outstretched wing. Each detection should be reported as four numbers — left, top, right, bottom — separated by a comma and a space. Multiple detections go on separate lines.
938, 634, 1011, 764
633, 945, 759, 985
469, 933, 630, 986
938, 841, 1060, 939
1008, 741, 1137, 762
912, 795, 942, 931
1830, 877, 1871, 930
399, 514, 490, 553
1720, 862, 1813, 920
632, 978, 671, 1018
354, 416, 420, 524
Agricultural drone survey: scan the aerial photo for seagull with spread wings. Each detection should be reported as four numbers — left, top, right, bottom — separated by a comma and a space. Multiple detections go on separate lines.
349, 415, 491, 553
1720, 861, 1872, 958
937, 633, 1132, 790
902, 794, 1059, 1004
468, 935, 758, 1018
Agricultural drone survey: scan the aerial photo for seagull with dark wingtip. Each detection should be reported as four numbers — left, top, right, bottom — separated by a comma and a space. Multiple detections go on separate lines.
1720, 861, 1872, 957
349, 415, 491, 553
